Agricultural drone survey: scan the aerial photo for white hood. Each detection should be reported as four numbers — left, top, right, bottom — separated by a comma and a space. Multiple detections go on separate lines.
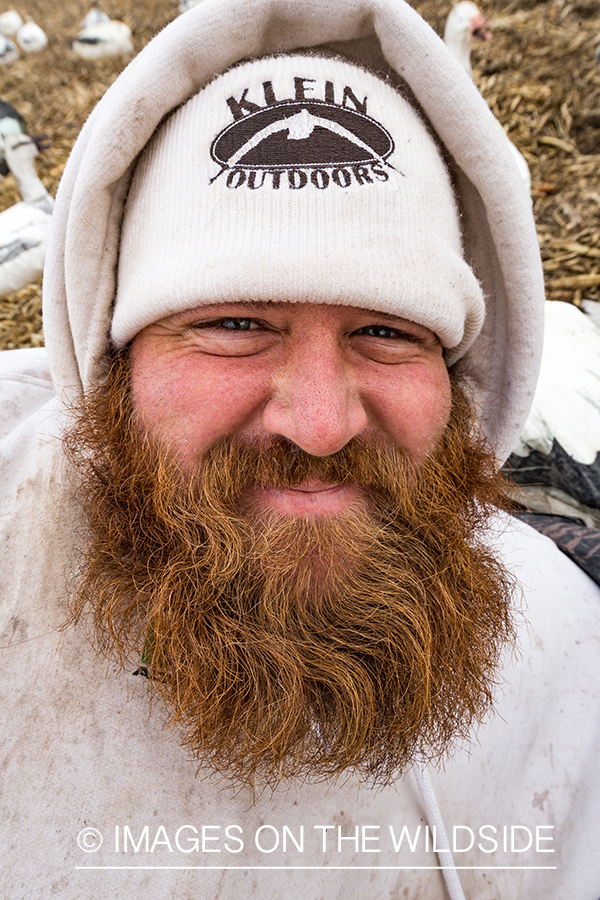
42, 0, 544, 462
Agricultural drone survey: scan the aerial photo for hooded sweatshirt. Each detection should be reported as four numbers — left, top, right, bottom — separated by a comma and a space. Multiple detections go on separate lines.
1, 1, 599, 898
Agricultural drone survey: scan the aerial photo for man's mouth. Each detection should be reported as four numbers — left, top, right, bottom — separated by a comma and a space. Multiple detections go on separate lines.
241, 479, 364, 516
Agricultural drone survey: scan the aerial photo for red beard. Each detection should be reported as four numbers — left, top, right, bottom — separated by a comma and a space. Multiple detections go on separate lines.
64, 351, 516, 790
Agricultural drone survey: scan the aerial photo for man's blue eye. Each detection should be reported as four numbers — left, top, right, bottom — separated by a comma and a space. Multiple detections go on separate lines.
222, 319, 254, 330
362, 326, 394, 338
359, 325, 422, 342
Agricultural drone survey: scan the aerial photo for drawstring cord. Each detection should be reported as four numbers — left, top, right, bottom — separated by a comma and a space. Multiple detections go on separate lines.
413, 764, 467, 900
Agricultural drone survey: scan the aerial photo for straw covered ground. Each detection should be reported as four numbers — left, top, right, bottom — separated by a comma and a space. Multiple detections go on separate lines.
1, 0, 600, 350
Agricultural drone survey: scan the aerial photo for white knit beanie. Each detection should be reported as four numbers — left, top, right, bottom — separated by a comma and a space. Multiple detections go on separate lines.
43, 0, 544, 462
113, 54, 485, 362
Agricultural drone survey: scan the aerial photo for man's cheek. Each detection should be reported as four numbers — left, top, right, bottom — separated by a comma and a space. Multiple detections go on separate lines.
382, 373, 452, 465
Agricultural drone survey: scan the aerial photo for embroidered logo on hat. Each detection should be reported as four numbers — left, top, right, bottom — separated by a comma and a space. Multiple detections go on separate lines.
210, 74, 398, 190
114, 54, 486, 366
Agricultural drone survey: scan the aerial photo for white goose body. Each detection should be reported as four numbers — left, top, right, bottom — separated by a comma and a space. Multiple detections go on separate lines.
0, 202, 52, 295
71, 20, 133, 60
513, 302, 600, 465
0, 9, 22, 37
508, 301, 600, 525
0, 134, 53, 297
16, 21, 48, 53
0, 33, 18, 64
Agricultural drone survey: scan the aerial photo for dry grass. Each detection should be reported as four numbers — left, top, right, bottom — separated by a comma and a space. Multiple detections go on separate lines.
0, 0, 174, 349
417, 0, 600, 306
1, 0, 600, 349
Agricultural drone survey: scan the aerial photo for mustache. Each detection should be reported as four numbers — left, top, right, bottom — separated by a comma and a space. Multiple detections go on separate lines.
189, 433, 417, 505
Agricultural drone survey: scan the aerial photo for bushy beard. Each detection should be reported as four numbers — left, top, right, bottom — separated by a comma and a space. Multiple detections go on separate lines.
64, 351, 516, 790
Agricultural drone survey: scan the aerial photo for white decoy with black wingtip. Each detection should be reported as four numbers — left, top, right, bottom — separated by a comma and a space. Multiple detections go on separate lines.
0, 33, 18, 64
71, 19, 133, 60
508, 301, 600, 524
16, 19, 47, 52
0, 133, 53, 297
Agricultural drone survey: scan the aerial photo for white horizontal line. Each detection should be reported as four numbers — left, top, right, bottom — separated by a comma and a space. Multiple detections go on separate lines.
75, 865, 558, 871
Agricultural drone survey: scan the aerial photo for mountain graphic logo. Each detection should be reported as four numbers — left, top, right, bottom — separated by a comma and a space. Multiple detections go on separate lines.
210, 99, 397, 189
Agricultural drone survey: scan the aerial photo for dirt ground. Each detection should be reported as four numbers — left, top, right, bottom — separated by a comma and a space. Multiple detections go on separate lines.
1, 0, 600, 350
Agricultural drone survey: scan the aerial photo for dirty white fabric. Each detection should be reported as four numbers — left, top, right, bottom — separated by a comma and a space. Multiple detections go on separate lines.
42, 0, 543, 463
1, 350, 600, 899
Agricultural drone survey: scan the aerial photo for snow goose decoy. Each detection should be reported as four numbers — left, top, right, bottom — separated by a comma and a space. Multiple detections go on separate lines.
0, 33, 18, 64
71, 19, 133, 61
507, 301, 600, 528
16, 19, 47, 52
443, 0, 491, 77
0, 101, 26, 175
443, 1, 531, 194
80, 8, 110, 30
0, 9, 22, 37
0, 133, 53, 297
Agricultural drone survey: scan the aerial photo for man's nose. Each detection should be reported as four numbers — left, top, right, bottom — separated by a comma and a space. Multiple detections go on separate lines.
261, 338, 368, 457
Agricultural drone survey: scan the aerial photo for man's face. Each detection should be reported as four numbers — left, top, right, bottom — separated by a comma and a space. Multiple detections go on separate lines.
129, 301, 452, 512
66, 307, 513, 790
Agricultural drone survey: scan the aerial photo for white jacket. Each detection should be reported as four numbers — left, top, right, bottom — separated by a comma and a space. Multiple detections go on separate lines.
1, 347, 600, 899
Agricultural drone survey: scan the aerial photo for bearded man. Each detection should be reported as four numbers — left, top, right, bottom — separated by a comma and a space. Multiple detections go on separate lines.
1, 1, 599, 899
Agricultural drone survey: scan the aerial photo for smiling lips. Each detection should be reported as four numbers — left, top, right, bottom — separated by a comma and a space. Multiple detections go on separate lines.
247, 478, 363, 516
